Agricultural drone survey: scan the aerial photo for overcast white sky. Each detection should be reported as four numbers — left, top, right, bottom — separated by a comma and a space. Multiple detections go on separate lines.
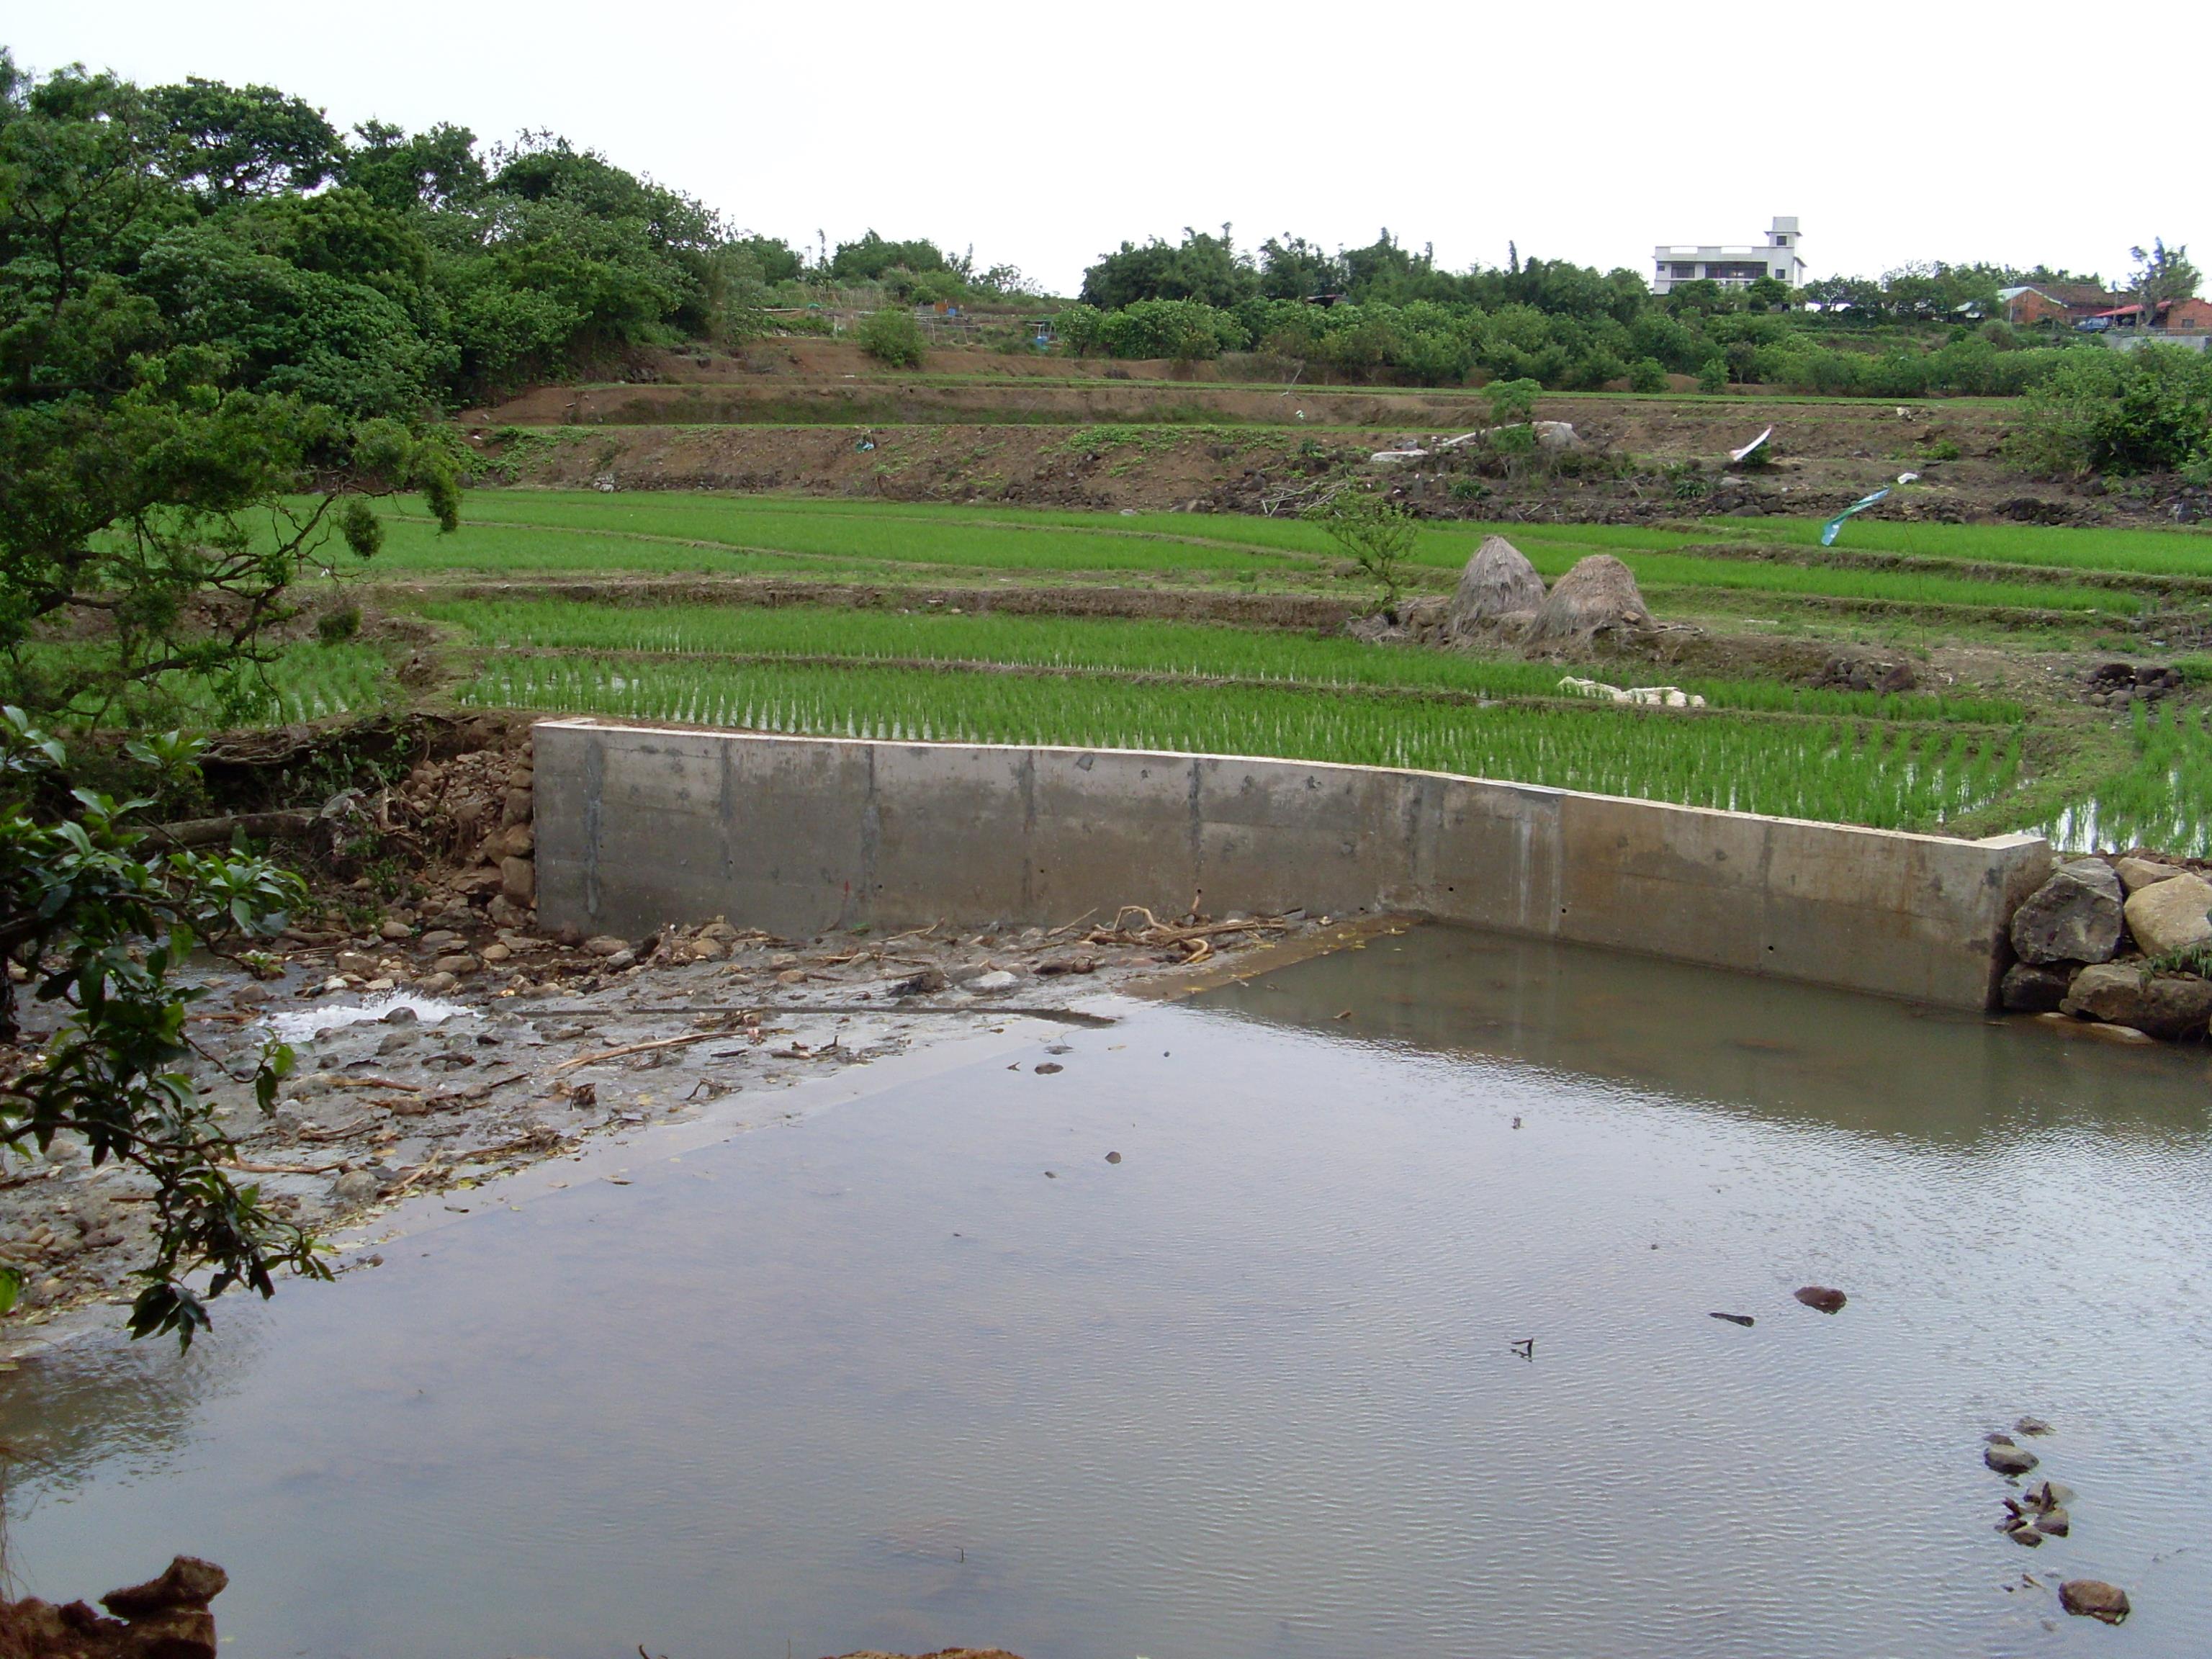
9, 0, 2199, 296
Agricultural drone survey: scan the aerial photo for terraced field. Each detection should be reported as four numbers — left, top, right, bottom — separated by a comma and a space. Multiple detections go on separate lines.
217, 491, 2212, 850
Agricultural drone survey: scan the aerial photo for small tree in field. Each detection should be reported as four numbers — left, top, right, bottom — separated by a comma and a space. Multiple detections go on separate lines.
858, 307, 926, 368
1484, 377, 1542, 426
1303, 490, 1418, 611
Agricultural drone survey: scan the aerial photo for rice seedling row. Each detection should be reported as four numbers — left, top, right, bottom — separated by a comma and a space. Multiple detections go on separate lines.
459, 656, 2024, 832
426, 599, 2026, 724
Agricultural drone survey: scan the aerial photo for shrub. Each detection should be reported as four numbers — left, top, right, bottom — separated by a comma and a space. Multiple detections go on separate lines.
1629, 357, 1669, 394
1485, 377, 1542, 424
1695, 358, 1727, 395
857, 307, 926, 368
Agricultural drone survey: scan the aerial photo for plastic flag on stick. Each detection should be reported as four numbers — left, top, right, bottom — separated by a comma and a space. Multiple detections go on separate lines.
1820, 487, 1892, 547
1729, 426, 1773, 464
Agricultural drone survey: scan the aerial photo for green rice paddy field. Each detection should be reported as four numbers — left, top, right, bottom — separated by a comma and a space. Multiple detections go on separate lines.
240, 492, 2212, 852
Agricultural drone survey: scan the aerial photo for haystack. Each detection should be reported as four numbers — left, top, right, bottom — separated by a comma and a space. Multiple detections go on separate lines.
1529, 554, 1652, 642
1447, 535, 1546, 636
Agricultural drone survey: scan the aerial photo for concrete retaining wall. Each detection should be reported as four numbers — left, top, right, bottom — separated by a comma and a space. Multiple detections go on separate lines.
533, 719, 2052, 1010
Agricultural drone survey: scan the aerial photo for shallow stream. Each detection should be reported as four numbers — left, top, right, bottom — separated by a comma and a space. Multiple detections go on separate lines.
4, 925, 2209, 1657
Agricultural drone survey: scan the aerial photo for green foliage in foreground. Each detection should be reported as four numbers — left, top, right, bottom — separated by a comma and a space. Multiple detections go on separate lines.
426, 599, 2025, 723
0, 712, 323, 1345
459, 656, 2026, 832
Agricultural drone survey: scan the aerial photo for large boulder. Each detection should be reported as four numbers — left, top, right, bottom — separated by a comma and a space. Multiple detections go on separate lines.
2000, 961, 2076, 1012
1447, 536, 1545, 636
2113, 855, 2185, 895
2009, 859, 2123, 965
2059, 963, 2212, 1040
1529, 555, 1653, 644
2123, 872, 2212, 956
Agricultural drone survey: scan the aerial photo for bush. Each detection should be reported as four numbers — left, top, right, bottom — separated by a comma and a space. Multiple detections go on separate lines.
1695, 358, 1727, 395
1629, 357, 1669, 394
857, 307, 926, 368
2010, 345, 2212, 476
1485, 377, 1542, 424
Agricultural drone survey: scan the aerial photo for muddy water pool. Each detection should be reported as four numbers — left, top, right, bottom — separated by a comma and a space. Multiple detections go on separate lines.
3, 924, 2209, 1658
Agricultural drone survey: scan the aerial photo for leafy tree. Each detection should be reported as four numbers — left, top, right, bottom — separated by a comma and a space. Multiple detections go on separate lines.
0, 54, 459, 726
1080, 227, 1256, 311
830, 230, 948, 283
149, 77, 341, 202
2129, 238, 2201, 313
341, 120, 485, 214
857, 305, 925, 368
0, 711, 323, 1344
1257, 235, 1344, 300
1303, 489, 1417, 609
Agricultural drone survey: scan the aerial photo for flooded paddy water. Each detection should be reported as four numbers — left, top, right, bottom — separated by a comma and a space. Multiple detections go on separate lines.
3, 924, 2209, 1658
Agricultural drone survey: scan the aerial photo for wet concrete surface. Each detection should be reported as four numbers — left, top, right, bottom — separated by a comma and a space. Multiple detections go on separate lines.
2, 925, 2208, 1657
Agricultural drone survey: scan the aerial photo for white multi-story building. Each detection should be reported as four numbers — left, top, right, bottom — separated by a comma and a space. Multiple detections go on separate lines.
1651, 217, 1805, 295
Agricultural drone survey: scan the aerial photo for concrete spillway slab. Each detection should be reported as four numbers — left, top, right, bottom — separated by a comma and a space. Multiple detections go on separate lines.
532, 720, 2051, 1010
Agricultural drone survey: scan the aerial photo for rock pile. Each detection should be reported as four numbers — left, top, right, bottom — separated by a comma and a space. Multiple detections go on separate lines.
2082, 660, 2182, 708
2002, 853, 2212, 1040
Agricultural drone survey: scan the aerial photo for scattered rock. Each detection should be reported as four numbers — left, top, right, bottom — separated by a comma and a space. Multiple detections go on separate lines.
1986, 1442, 2040, 1475
2015, 1416, 2054, 1437
2058, 1580, 2131, 1624
330, 1170, 382, 1208
499, 855, 536, 905
379, 919, 414, 941
604, 949, 639, 971
420, 929, 461, 951
2059, 961, 2212, 1040
1033, 1061, 1064, 1074
2122, 872, 2212, 956
417, 971, 459, 995
1708, 1312, 1755, 1326
2009, 859, 2124, 966
2000, 961, 2076, 1012
433, 953, 481, 976
1794, 1285, 1848, 1313
1816, 653, 1918, 694
1446, 535, 1546, 636
583, 935, 630, 958
1529, 554, 1653, 643
1105, 1151, 1122, 1164
382, 1004, 418, 1025
972, 970, 1018, 991
891, 966, 947, 997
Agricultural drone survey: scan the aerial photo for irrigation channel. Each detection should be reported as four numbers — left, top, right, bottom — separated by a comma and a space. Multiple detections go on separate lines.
4, 925, 2208, 1657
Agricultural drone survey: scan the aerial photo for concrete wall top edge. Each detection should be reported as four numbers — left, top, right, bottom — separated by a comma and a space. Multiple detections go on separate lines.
531, 719, 2049, 858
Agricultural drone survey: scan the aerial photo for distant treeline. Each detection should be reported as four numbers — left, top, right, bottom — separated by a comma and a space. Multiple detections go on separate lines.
0, 48, 2185, 415
1058, 228, 2123, 397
